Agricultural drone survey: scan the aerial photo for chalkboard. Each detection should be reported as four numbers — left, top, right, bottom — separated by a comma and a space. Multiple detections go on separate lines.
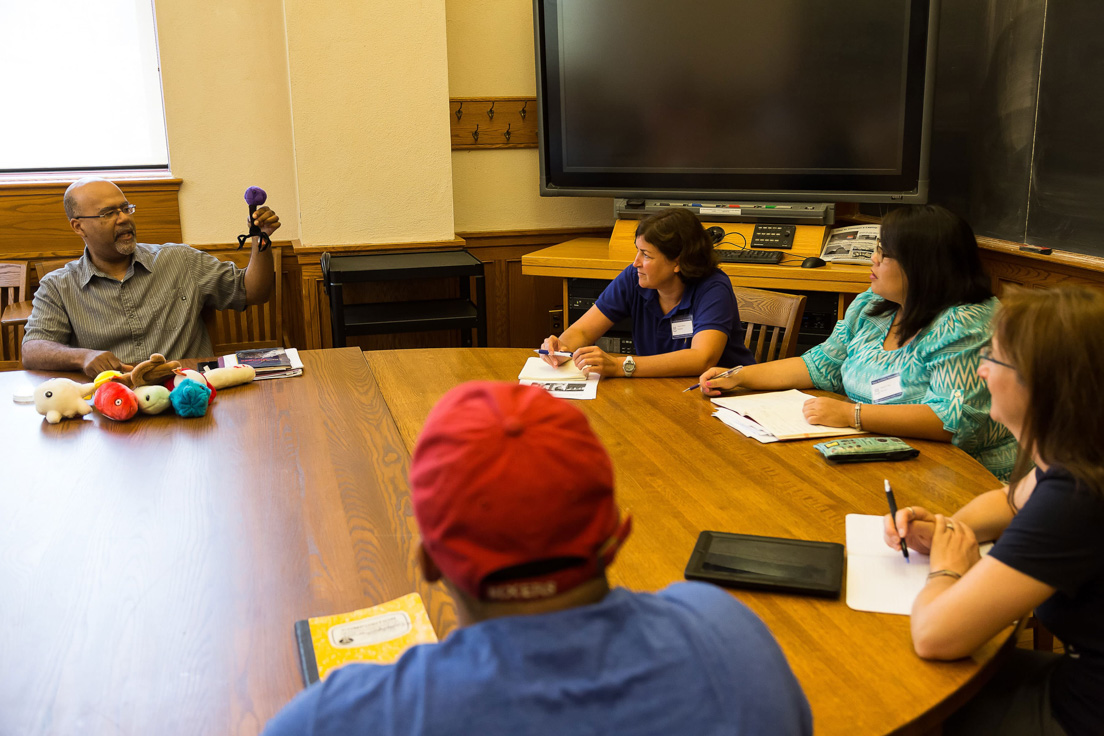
867, 1, 1104, 259
1025, 1, 1104, 253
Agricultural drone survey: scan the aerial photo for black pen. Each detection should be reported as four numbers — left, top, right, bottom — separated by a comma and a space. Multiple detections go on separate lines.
683, 365, 742, 393
884, 479, 910, 562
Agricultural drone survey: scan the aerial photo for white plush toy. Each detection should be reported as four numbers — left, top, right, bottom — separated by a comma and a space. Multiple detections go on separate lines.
202, 364, 256, 389
34, 378, 96, 424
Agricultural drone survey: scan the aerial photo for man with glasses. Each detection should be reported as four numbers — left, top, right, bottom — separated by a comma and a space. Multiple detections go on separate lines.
21, 177, 280, 377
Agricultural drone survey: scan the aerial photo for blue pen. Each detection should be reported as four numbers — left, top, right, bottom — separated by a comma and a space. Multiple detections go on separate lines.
535, 349, 574, 358
884, 479, 910, 562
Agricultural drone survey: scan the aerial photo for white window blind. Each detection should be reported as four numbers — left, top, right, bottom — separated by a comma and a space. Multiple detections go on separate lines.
0, 1, 169, 173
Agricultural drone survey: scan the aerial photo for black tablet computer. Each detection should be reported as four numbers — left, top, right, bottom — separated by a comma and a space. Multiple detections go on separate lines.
685, 531, 844, 598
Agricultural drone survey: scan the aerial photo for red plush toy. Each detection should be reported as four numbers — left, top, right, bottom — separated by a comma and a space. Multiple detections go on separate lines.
94, 381, 139, 421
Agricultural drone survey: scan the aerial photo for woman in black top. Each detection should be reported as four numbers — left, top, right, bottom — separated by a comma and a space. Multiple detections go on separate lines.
884, 285, 1104, 735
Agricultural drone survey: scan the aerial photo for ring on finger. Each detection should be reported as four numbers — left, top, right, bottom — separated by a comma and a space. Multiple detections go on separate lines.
906, 506, 915, 520
945, 519, 956, 531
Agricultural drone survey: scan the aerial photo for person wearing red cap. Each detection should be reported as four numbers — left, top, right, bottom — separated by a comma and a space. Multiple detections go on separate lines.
263, 382, 811, 736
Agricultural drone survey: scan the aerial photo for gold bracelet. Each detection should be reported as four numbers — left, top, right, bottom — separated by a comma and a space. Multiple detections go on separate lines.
854, 402, 863, 431
926, 569, 962, 581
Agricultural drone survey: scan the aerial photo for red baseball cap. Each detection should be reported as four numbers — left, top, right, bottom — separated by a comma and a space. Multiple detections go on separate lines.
410, 382, 631, 602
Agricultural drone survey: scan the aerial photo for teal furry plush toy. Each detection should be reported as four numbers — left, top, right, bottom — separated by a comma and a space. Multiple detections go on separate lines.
170, 379, 212, 418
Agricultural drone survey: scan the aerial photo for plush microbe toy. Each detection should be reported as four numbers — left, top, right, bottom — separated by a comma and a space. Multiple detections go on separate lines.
202, 364, 256, 389
93, 370, 125, 391
166, 369, 217, 403
120, 353, 182, 389
135, 385, 172, 415
94, 381, 139, 421
170, 379, 212, 418
33, 378, 95, 424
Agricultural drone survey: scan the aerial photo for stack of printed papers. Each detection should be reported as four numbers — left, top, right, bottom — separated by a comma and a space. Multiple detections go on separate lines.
711, 389, 865, 442
517, 357, 599, 400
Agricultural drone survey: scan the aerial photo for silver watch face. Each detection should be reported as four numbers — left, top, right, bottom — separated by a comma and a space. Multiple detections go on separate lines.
623, 355, 636, 376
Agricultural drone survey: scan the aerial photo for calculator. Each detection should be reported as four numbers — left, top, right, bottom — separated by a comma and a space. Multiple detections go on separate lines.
814, 437, 919, 463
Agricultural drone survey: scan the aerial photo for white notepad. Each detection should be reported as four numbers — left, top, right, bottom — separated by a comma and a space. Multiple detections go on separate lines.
845, 514, 932, 615
517, 357, 598, 400
845, 514, 991, 615
517, 357, 587, 382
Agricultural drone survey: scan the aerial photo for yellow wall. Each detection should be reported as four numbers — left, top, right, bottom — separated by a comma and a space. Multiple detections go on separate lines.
155, 0, 608, 246
283, 0, 455, 246
445, 1, 612, 232
156, 0, 300, 245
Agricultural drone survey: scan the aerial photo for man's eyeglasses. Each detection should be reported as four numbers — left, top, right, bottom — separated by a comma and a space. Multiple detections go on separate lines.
72, 204, 137, 221
979, 348, 1016, 371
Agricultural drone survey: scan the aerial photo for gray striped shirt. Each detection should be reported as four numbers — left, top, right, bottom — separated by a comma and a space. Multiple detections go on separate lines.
23, 243, 247, 363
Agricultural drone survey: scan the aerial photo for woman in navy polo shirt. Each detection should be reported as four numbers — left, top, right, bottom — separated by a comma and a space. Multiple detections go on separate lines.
541, 208, 754, 378
883, 286, 1104, 736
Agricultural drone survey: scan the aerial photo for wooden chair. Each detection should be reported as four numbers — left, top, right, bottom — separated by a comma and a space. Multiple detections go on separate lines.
733, 286, 807, 362
0, 262, 29, 370
206, 246, 286, 355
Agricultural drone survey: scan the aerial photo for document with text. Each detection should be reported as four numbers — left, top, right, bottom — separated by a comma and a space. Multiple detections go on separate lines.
518, 357, 599, 400
711, 389, 865, 441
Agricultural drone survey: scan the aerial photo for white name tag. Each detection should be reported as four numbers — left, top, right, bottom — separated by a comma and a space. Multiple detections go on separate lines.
671, 315, 694, 338
870, 373, 904, 404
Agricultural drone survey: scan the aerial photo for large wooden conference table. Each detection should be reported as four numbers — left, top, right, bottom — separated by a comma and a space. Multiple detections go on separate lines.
0, 347, 1012, 735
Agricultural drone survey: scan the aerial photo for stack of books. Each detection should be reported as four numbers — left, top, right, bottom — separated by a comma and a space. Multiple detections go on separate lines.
219, 347, 303, 380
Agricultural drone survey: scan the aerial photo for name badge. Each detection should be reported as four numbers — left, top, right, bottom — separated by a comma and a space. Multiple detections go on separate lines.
870, 373, 904, 404
671, 315, 694, 339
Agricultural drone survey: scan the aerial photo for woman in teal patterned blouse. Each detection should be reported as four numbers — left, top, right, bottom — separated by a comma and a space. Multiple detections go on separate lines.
700, 205, 1016, 481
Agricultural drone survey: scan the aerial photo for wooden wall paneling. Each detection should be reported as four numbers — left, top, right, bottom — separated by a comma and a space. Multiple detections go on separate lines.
450, 97, 538, 150
0, 179, 183, 259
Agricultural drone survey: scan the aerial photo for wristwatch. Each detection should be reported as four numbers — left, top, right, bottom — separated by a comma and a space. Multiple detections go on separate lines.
622, 354, 636, 378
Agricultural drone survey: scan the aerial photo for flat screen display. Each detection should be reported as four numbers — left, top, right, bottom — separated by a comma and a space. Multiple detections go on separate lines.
535, 0, 936, 202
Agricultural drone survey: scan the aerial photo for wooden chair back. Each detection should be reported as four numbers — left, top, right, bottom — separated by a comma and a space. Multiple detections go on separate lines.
206, 247, 285, 355
0, 262, 29, 370
734, 286, 807, 362
35, 259, 75, 284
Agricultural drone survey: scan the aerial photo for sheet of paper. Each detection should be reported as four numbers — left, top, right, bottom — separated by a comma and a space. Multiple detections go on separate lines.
518, 357, 588, 382
712, 389, 865, 440
845, 514, 992, 616
518, 357, 597, 400
845, 514, 930, 615
520, 376, 599, 401
712, 408, 778, 443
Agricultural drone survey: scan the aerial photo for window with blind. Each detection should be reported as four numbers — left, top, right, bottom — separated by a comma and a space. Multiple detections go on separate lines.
0, 1, 169, 173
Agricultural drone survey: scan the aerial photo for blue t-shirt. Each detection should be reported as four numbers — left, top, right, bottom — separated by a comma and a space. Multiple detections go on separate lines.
801, 289, 1015, 481
262, 583, 812, 736
594, 266, 755, 367
989, 466, 1104, 736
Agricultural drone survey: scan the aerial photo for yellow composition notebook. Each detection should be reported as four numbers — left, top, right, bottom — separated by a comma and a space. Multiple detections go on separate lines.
294, 592, 438, 686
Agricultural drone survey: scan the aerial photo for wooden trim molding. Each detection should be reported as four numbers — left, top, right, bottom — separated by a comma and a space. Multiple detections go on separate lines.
845, 211, 1104, 290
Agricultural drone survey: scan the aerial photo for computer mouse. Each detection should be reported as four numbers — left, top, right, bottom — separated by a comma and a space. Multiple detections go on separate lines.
706, 226, 725, 244
801, 256, 827, 269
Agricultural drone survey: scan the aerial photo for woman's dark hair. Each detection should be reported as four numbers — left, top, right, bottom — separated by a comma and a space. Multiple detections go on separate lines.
868, 204, 993, 342
996, 285, 1104, 500
634, 208, 719, 282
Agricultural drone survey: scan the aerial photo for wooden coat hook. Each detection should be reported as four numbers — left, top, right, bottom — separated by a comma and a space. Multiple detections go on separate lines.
449, 97, 537, 150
